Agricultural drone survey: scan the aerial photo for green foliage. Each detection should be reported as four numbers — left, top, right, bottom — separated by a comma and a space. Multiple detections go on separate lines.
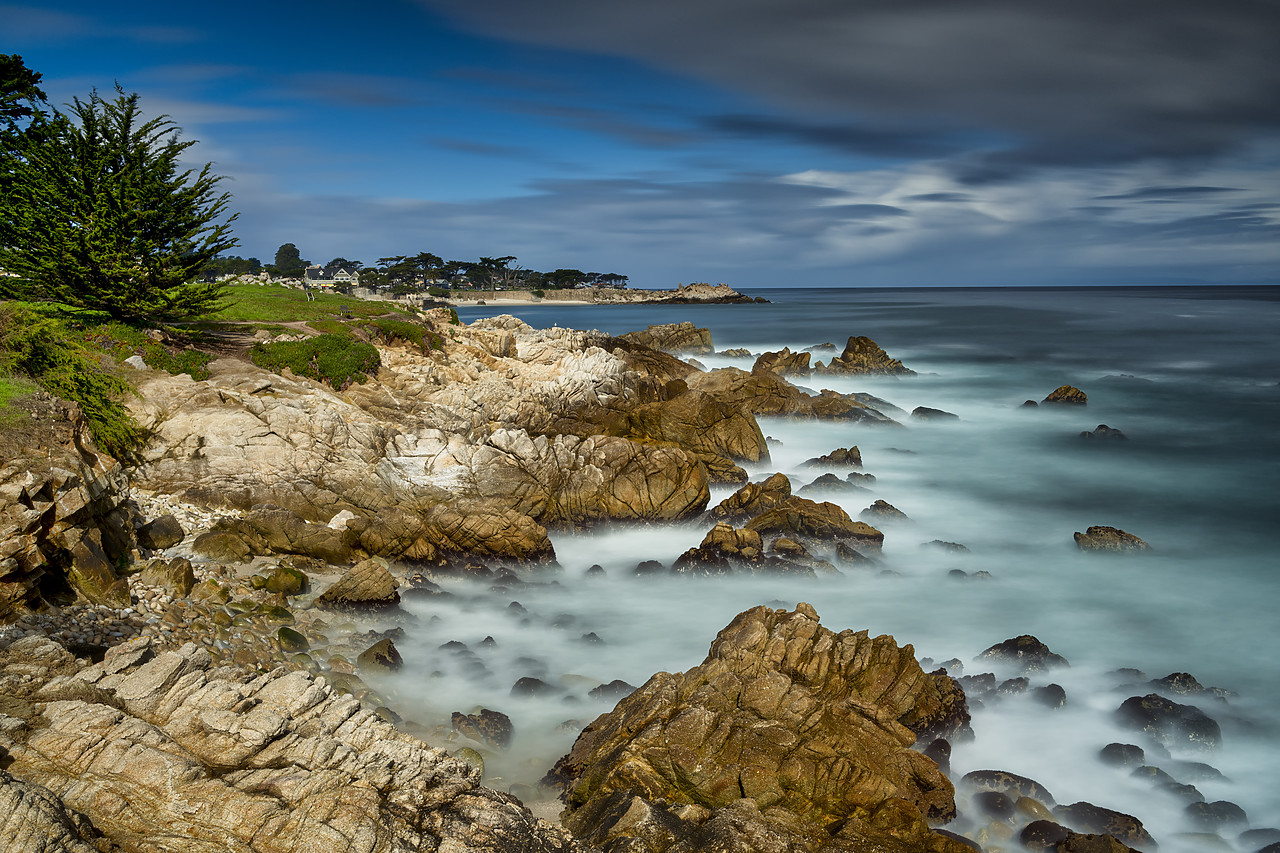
1, 54, 46, 129
248, 334, 380, 390
81, 322, 213, 380
366, 317, 442, 351
273, 243, 306, 278
0, 371, 37, 426
307, 319, 354, 337
0, 304, 142, 456
1, 85, 238, 321
426, 285, 450, 298
531, 289, 546, 299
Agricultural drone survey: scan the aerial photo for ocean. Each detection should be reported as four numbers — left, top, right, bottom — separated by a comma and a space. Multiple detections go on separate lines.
384, 286, 1280, 849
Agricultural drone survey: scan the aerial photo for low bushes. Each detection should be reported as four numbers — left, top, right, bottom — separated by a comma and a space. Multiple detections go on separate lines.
248, 334, 380, 390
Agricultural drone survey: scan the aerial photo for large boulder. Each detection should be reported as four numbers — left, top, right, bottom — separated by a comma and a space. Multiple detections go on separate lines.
751, 348, 810, 377
315, 557, 400, 610
619, 322, 714, 354
814, 336, 914, 376
192, 505, 352, 565
744, 497, 885, 553
1115, 693, 1222, 751
548, 604, 972, 853
623, 391, 768, 463
710, 472, 792, 522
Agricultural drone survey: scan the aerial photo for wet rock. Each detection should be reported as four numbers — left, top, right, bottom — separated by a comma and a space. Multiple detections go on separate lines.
962, 770, 1056, 806
1022, 399, 1040, 408
813, 335, 915, 376
276, 626, 309, 653
1054, 801, 1154, 848
674, 522, 763, 570
1043, 385, 1088, 405
1081, 424, 1127, 440
1058, 832, 1138, 852
547, 603, 972, 853
315, 558, 400, 610
1185, 800, 1249, 831
1131, 765, 1176, 785
136, 513, 185, 549
1074, 525, 1149, 552
973, 790, 1016, 822
803, 446, 862, 468
1150, 671, 1209, 695
588, 680, 636, 702
584, 564, 606, 577
998, 676, 1030, 695
861, 499, 909, 522
1116, 693, 1222, 750
976, 635, 1069, 673
1168, 759, 1227, 782
452, 708, 514, 750
835, 541, 877, 564
1034, 683, 1068, 708
924, 738, 951, 775
912, 406, 959, 421
719, 347, 751, 357
1099, 743, 1146, 767
579, 632, 605, 645
511, 676, 556, 697
744, 497, 884, 552
709, 471, 791, 522
923, 539, 971, 553
770, 537, 808, 558
796, 472, 866, 496
66, 529, 131, 608
1021, 819, 1071, 849
1158, 781, 1204, 803
632, 559, 667, 576
751, 348, 810, 377
356, 638, 403, 674
1240, 828, 1280, 848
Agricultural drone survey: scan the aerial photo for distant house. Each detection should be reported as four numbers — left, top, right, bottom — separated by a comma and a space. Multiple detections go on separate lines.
304, 265, 360, 288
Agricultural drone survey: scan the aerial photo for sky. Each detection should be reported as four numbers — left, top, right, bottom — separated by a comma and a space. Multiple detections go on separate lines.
4, 0, 1279, 288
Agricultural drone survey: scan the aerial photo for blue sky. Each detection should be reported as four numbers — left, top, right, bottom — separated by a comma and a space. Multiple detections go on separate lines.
5, 0, 1279, 287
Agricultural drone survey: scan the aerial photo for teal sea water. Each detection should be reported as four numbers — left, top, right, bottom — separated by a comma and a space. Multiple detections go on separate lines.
383, 286, 1280, 849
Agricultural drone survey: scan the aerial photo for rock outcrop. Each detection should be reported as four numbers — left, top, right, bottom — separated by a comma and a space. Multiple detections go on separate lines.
619, 322, 714, 354
1074, 526, 1149, 552
0, 396, 139, 618
0, 634, 584, 853
751, 348, 810, 377
547, 604, 971, 853
709, 472, 792, 522
814, 336, 914, 376
744, 497, 884, 553
1043, 385, 1088, 405
687, 367, 899, 423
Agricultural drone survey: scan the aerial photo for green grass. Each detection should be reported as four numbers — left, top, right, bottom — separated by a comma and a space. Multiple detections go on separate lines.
248, 334, 381, 390
0, 372, 38, 427
81, 322, 213, 380
307, 319, 355, 338
212, 283, 397, 323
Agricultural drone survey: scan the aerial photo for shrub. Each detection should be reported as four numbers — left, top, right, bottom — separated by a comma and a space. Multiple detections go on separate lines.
248, 334, 380, 390
0, 304, 142, 456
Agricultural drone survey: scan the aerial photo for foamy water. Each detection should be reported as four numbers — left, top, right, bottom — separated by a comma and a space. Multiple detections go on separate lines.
366, 287, 1280, 851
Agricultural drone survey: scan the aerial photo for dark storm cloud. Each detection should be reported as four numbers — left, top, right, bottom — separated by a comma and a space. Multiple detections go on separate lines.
705, 114, 960, 159
429, 137, 541, 159
907, 192, 974, 203
422, 0, 1280, 170
1095, 186, 1247, 201
287, 73, 425, 108
497, 100, 696, 147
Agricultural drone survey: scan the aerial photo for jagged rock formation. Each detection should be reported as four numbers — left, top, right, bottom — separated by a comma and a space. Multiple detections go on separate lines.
751, 348, 810, 377
814, 336, 914, 376
0, 634, 584, 853
547, 604, 971, 853
710, 472, 792, 522
0, 396, 139, 618
1043, 385, 1088, 405
744, 497, 884, 553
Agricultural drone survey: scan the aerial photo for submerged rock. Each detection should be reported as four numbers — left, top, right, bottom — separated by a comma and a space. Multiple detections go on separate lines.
1081, 424, 1128, 440
1116, 693, 1222, 750
976, 635, 1070, 673
803, 445, 863, 468
315, 557, 400, 610
1074, 525, 1150, 552
1053, 801, 1154, 848
546, 603, 971, 853
862, 499, 909, 522
912, 406, 959, 421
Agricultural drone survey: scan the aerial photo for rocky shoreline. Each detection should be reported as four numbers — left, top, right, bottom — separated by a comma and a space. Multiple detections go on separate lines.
448, 282, 767, 306
1, 310, 1268, 852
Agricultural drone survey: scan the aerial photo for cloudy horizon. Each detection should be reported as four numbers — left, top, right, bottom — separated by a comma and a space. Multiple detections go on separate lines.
5, 0, 1278, 287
